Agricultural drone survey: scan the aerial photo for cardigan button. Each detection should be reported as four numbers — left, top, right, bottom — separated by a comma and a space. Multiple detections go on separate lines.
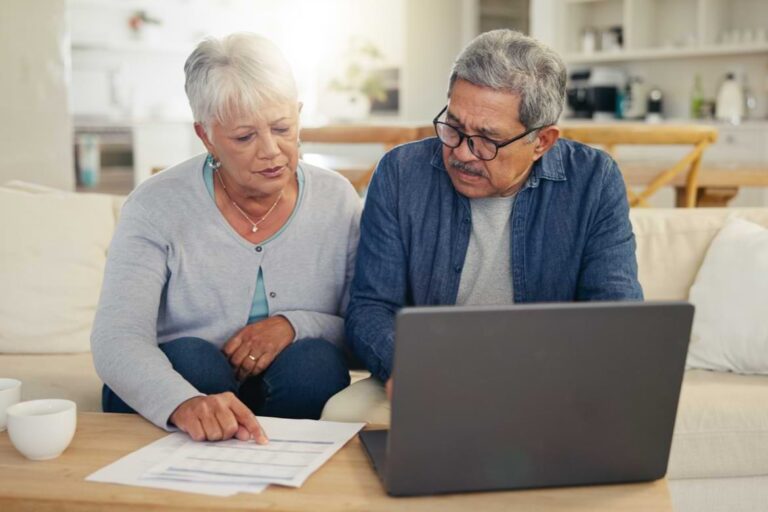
269, 291, 277, 298
255, 246, 263, 252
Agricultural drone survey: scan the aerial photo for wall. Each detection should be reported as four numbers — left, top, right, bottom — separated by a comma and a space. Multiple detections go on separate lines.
401, 0, 468, 121
530, 0, 557, 46
0, 0, 73, 190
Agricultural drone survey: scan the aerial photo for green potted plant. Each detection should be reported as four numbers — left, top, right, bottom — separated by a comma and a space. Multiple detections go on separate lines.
323, 38, 387, 121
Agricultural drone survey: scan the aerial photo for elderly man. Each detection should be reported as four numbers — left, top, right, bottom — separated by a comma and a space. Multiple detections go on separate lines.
325, 30, 642, 423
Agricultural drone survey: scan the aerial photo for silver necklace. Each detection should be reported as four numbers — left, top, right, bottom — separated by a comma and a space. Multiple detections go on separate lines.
215, 169, 284, 233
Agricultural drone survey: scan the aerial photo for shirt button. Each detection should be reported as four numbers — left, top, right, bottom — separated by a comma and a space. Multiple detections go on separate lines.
454, 265, 462, 273
269, 291, 277, 298
255, 246, 263, 252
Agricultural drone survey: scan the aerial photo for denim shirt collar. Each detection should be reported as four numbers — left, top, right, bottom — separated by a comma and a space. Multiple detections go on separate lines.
429, 138, 567, 191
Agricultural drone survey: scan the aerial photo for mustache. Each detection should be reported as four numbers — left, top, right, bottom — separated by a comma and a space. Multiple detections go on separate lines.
449, 158, 486, 177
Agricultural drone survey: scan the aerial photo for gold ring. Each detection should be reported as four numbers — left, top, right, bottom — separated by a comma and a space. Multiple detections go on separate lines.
247, 354, 257, 362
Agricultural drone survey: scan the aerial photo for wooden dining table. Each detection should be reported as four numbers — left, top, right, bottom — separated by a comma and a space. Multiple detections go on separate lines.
620, 162, 768, 207
300, 123, 768, 206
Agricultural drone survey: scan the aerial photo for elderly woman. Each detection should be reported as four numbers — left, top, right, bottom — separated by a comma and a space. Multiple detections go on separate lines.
91, 33, 361, 443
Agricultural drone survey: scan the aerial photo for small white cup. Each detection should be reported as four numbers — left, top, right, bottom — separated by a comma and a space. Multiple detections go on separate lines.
0, 378, 22, 431
6, 399, 77, 460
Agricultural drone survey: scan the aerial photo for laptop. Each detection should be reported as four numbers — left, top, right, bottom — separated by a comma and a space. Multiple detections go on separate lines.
360, 301, 693, 496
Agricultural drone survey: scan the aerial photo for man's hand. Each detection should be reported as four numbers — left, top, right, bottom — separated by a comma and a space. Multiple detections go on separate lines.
170, 393, 268, 443
223, 316, 295, 381
385, 378, 393, 401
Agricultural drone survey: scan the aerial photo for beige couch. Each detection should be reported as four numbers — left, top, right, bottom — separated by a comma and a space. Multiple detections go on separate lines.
0, 182, 123, 413
1, 182, 767, 511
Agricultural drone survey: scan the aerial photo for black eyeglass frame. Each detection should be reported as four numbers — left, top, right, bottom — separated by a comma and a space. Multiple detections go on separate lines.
432, 105, 547, 161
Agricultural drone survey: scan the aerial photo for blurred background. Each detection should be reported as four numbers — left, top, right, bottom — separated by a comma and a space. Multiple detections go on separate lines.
1, 0, 766, 206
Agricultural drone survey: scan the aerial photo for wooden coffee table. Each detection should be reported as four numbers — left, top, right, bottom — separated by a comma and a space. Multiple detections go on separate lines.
0, 413, 673, 511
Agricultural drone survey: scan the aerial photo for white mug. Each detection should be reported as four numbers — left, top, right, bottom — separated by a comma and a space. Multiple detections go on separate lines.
6, 399, 77, 460
0, 378, 22, 431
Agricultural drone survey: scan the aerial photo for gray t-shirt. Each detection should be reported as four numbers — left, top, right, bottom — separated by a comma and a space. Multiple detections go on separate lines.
456, 195, 516, 305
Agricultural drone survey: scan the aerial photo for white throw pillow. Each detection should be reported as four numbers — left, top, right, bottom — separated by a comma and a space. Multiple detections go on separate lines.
0, 186, 116, 353
687, 217, 768, 374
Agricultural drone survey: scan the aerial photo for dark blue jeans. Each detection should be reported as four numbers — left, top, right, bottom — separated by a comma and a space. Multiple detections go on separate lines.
102, 337, 350, 420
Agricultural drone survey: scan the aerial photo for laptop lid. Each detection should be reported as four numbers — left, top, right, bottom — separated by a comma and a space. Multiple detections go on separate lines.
381, 301, 693, 496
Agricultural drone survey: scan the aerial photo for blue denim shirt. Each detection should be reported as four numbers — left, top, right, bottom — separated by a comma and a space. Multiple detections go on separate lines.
346, 136, 643, 382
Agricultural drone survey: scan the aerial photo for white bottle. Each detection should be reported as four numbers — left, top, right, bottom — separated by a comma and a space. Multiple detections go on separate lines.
715, 73, 745, 124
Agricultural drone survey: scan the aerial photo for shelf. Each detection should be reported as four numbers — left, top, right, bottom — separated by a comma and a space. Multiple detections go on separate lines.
76, 167, 134, 195
72, 41, 190, 54
563, 43, 768, 64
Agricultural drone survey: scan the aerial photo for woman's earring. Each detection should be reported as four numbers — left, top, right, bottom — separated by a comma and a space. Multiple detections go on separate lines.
210, 154, 222, 169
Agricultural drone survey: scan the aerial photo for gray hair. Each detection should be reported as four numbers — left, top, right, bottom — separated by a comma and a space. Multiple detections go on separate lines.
184, 32, 297, 129
448, 30, 566, 132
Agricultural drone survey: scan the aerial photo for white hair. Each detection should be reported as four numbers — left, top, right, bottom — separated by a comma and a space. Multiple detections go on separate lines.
184, 32, 297, 129
448, 30, 566, 133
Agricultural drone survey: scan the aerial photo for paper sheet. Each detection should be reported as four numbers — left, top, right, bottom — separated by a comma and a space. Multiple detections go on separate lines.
86, 417, 364, 496
86, 433, 264, 496
144, 417, 364, 488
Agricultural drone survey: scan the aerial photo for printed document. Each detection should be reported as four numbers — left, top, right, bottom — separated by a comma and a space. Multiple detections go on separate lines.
86, 417, 364, 496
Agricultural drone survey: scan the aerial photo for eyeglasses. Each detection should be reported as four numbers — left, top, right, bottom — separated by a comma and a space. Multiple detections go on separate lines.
432, 106, 545, 161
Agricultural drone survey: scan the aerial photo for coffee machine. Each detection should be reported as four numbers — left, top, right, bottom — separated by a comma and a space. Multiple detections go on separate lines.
565, 70, 592, 118
566, 67, 626, 120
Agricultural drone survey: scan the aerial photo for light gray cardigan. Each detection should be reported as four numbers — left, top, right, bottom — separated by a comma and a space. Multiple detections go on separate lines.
91, 153, 362, 429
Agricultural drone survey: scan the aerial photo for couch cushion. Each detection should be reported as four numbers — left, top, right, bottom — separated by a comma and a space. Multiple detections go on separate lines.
668, 369, 768, 479
0, 186, 116, 353
630, 208, 768, 301
669, 475, 768, 511
0, 353, 102, 411
686, 218, 768, 374
1, 180, 125, 225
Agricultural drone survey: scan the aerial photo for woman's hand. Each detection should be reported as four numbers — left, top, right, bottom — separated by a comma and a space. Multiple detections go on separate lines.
170, 392, 268, 443
223, 316, 296, 381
